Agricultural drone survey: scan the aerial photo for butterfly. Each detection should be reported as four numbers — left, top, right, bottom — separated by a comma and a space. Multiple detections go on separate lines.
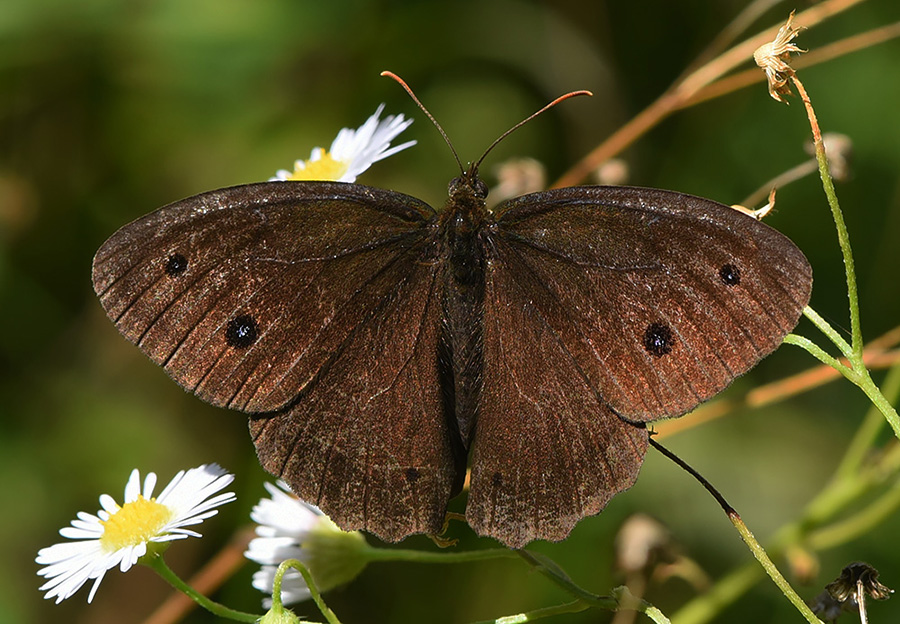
92, 94, 812, 549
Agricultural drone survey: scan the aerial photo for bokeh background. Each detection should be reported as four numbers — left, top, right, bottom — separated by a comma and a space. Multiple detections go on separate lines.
3, 0, 899, 622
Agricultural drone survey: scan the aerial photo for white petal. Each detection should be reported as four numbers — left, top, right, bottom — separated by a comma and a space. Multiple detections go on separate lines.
245, 536, 306, 566
250, 481, 322, 536
98, 494, 119, 515
142, 471, 158, 498
123, 469, 142, 502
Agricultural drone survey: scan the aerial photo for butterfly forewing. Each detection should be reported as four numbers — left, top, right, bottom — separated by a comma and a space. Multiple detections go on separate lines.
492, 186, 812, 423
93, 182, 436, 414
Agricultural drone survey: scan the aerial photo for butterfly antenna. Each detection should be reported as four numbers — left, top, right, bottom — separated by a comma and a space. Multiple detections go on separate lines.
472, 89, 592, 173
381, 71, 465, 176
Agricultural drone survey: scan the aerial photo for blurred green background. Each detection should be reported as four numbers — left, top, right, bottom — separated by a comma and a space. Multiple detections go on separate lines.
3, 0, 899, 622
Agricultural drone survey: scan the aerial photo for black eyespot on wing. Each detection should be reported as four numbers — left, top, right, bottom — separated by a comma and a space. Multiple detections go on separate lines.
165, 253, 188, 276
405, 467, 420, 483
225, 314, 259, 349
644, 323, 674, 357
719, 263, 741, 286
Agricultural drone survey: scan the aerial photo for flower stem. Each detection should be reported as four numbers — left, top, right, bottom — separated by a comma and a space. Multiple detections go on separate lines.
516, 549, 616, 609
280, 559, 343, 624
786, 73, 900, 440
799, 307, 853, 360
726, 513, 823, 624
361, 546, 520, 564
144, 555, 260, 623
516, 550, 671, 622
790, 75, 863, 358
834, 363, 900, 480
470, 600, 589, 623
783, 332, 847, 373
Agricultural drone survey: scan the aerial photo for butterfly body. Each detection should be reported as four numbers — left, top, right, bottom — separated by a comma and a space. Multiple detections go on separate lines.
93, 172, 811, 547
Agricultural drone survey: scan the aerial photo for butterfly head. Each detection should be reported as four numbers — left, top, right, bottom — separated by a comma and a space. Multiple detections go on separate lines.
445, 164, 490, 220
449, 164, 489, 199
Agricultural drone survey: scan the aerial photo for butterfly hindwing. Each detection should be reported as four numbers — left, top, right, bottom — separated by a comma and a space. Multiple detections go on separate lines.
468, 233, 649, 547
250, 237, 461, 541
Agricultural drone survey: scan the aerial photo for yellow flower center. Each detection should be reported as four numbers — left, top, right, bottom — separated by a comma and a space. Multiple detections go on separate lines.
288, 152, 349, 181
99, 496, 174, 551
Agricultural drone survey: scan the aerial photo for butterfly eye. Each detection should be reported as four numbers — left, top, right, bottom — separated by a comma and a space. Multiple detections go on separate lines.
474, 179, 489, 199
448, 176, 463, 195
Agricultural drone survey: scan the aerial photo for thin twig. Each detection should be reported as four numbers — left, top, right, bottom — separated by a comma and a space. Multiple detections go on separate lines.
679, 21, 900, 108
553, 0, 867, 187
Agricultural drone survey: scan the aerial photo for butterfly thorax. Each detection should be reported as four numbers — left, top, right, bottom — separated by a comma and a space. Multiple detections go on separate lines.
438, 169, 491, 461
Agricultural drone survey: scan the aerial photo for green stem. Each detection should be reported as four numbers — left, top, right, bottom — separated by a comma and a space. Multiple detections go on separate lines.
808, 475, 900, 550
799, 307, 854, 360
834, 363, 900, 479
144, 555, 260, 623
281, 559, 342, 624
783, 332, 848, 373
517, 550, 616, 609
787, 313, 900, 439
671, 562, 763, 624
515, 551, 671, 622
854, 370, 900, 439
785, 75, 900, 442
791, 75, 863, 359
470, 600, 589, 624
362, 546, 519, 564
612, 586, 673, 624
727, 514, 823, 624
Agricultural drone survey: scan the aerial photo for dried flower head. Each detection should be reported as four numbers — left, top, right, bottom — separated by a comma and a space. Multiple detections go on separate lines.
731, 187, 776, 221
594, 158, 630, 186
826, 562, 893, 603
754, 11, 806, 103
811, 562, 893, 622
615, 514, 671, 574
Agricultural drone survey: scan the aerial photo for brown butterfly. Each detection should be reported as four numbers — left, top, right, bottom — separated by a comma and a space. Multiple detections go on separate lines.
92, 84, 811, 548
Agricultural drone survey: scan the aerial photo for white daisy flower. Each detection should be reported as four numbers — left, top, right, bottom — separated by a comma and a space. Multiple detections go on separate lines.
270, 104, 415, 183
36, 464, 236, 604
245, 481, 367, 607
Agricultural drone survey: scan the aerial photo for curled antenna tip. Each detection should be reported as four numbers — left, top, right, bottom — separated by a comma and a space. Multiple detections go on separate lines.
381, 70, 465, 174
473, 88, 594, 172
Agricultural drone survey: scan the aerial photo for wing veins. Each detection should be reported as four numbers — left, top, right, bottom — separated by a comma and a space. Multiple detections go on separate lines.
238, 233, 430, 410
309, 262, 440, 506
497, 236, 655, 413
